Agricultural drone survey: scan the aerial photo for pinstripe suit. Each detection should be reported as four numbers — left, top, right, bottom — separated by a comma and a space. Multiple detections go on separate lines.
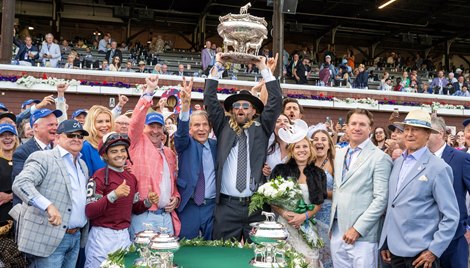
9, 147, 89, 258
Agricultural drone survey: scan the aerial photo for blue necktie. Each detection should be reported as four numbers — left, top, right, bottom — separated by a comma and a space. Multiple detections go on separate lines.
342, 147, 360, 180
193, 146, 205, 205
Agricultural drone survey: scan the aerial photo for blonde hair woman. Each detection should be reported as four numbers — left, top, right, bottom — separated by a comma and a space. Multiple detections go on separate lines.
270, 136, 327, 267
81, 105, 114, 176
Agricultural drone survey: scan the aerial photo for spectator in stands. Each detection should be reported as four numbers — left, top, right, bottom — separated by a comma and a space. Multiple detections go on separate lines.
114, 115, 130, 134
320, 55, 337, 85
63, 53, 77, 69
39, 33, 61, 68
75, 39, 87, 49
177, 64, 188, 76
430, 70, 449, 94
162, 64, 171, 75
352, 64, 368, 89
380, 78, 393, 91
109, 56, 122, 72
153, 64, 163, 74
201, 40, 215, 76
106, 41, 122, 64
324, 44, 336, 64
454, 84, 470, 97
101, 59, 109, 71
99, 33, 111, 53
262, 48, 272, 59
121, 61, 134, 72
60, 39, 72, 55
14, 35, 39, 66
91, 40, 99, 50
245, 63, 258, 74
393, 77, 403, 91
421, 82, 432, 94
346, 48, 355, 70
400, 71, 410, 88
294, 57, 310, 84
453, 76, 467, 93
386, 52, 395, 67
72, 109, 88, 125
288, 53, 300, 78
448, 72, 458, 84
136, 61, 148, 73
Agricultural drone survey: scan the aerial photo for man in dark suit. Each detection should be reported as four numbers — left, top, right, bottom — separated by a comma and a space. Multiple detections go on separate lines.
293, 58, 310, 84
14, 35, 39, 66
204, 53, 282, 242
175, 77, 217, 240
11, 108, 62, 205
105, 41, 122, 64
427, 116, 470, 268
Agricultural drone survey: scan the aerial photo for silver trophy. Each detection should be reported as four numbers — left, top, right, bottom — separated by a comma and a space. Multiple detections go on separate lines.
217, 2, 268, 64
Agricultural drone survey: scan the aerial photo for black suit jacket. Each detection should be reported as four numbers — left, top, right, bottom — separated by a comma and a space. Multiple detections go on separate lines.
14, 41, 39, 63
11, 138, 42, 205
203, 79, 282, 203
105, 49, 123, 63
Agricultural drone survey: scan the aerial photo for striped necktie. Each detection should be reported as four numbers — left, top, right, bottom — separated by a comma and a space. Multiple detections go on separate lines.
342, 147, 360, 180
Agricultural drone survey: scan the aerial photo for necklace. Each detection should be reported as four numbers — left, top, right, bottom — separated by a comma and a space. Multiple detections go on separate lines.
320, 157, 329, 168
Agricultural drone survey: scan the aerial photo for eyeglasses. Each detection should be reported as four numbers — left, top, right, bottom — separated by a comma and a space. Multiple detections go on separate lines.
232, 103, 252, 110
65, 133, 84, 139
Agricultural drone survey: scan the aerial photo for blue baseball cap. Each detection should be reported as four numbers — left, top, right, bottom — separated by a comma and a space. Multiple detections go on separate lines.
0, 103, 8, 112
21, 99, 41, 109
463, 118, 470, 127
0, 124, 17, 136
145, 112, 164, 125
57, 119, 89, 136
72, 109, 88, 119
30, 109, 63, 127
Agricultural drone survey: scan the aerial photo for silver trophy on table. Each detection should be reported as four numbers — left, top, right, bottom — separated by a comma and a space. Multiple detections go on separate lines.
217, 2, 268, 64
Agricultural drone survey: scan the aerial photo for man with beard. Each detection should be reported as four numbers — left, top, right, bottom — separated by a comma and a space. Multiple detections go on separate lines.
282, 98, 304, 121
204, 53, 281, 242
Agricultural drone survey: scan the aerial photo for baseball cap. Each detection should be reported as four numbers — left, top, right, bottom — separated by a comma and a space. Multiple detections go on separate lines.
0, 113, 16, 123
72, 109, 88, 119
0, 103, 8, 112
57, 119, 89, 136
30, 109, 63, 127
145, 112, 164, 125
325, 55, 331, 59
21, 99, 41, 109
463, 118, 470, 127
0, 124, 17, 136
388, 123, 404, 132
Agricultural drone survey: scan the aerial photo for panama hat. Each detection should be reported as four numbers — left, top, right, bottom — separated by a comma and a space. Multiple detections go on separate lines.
394, 109, 439, 133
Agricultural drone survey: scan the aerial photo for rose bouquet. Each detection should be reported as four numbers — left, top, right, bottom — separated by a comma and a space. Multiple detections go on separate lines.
249, 176, 324, 249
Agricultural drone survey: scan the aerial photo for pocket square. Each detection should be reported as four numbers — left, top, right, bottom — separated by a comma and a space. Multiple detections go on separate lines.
418, 175, 428, 182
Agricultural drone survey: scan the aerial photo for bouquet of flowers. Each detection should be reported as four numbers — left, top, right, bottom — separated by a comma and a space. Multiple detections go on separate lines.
249, 176, 324, 249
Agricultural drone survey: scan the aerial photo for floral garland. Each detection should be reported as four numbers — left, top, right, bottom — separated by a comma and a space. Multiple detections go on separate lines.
1, 75, 468, 110
101, 238, 308, 268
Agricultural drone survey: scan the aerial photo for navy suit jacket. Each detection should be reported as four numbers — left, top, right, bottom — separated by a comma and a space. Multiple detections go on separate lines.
11, 138, 42, 205
175, 116, 217, 212
442, 145, 470, 239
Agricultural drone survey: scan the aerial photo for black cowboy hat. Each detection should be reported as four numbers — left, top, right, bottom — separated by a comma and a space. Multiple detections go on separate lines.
223, 90, 264, 114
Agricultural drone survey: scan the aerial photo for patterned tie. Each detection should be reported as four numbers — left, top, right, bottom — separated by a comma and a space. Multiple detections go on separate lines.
236, 131, 247, 192
342, 147, 360, 181
193, 146, 205, 205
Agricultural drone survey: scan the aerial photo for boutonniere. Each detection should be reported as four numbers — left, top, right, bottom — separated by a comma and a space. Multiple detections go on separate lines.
418, 175, 428, 182
254, 121, 261, 127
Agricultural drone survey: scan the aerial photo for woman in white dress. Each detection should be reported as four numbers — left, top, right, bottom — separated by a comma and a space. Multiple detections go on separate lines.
270, 137, 327, 268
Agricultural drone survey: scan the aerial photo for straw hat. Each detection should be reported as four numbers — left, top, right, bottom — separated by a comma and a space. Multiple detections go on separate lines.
394, 109, 439, 133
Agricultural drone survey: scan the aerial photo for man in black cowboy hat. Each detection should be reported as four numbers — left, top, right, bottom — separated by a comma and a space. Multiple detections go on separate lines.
204, 53, 282, 242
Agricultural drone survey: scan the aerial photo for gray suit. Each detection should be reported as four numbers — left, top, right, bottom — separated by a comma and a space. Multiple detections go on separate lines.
10, 148, 89, 257
330, 140, 392, 242
379, 148, 459, 258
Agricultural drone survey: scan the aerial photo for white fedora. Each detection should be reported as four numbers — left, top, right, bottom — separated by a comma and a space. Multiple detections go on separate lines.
394, 109, 440, 133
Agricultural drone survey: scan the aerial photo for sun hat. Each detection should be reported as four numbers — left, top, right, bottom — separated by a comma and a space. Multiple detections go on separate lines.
394, 109, 439, 133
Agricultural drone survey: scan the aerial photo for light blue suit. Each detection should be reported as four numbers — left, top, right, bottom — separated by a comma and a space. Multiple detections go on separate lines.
379, 148, 459, 258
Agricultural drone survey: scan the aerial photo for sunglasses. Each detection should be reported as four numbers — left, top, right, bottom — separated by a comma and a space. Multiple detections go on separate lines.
105, 133, 129, 143
232, 103, 252, 110
65, 133, 84, 139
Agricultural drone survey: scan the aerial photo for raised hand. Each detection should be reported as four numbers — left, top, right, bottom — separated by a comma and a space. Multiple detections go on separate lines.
267, 53, 279, 73
36, 95, 55, 109
115, 180, 130, 198
180, 77, 194, 112
254, 56, 268, 72
56, 83, 69, 97
118, 94, 129, 107
145, 75, 159, 94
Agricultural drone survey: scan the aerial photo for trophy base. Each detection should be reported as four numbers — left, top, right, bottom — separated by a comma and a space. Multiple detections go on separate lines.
221, 52, 261, 64
250, 258, 286, 268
